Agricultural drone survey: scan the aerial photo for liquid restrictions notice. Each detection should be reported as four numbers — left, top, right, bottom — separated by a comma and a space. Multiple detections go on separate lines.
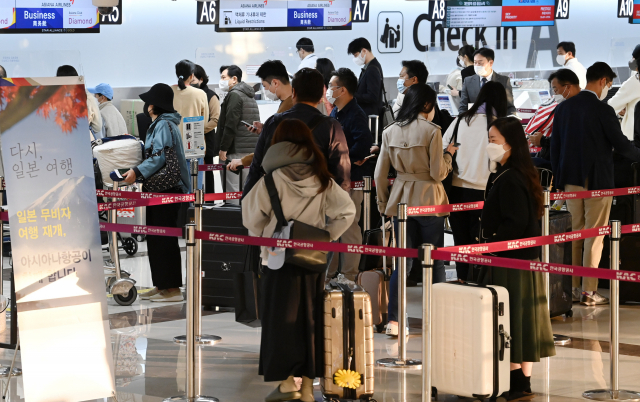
183, 116, 205, 159
446, 0, 555, 28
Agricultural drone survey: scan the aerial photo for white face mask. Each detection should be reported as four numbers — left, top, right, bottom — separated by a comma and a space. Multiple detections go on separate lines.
556, 54, 567, 66
396, 78, 406, 94
326, 87, 342, 105
599, 83, 611, 101
219, 79, 230, 92
474, 64, 488, 77
553, 85, 569, 104
353, 52, 366, 67
265, 82, 278, 101
486, 142, 510, 163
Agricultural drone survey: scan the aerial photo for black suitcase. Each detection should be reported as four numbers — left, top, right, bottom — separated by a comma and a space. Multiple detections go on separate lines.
547, 210, 573, 318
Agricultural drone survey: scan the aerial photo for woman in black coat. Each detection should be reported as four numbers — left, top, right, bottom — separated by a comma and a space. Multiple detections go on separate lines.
478, 117, 556, 400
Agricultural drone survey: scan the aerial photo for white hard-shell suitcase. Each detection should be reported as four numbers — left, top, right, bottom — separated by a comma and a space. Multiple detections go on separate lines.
432, 283, 511, 399
322, 283, 375, 401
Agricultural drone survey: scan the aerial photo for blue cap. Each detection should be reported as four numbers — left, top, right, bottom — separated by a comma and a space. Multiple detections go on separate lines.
87, 83, 114, 100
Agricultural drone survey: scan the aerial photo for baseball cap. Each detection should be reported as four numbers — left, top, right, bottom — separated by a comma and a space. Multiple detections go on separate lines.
87, 83, 114, 100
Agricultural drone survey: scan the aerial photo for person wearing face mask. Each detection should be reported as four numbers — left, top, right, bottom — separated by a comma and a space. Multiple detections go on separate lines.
442, 81, 508, 282
295, 37, 318, 71
326, 68, 373, 282
459, 45, 476, 83
551, 62, 640, 306
216, 64, 260, 198
315, 57, 337, 115
479, 117, 555, 400
445, 45, 475, 107
226, 60, 294, 173
87, 83, 128, 137
608, 44, 640, 142
192, 65, 221, 192
347, 37, 384, 118
375, 83, 458, 337
121, 84, 190, 302
526, 69, 581, 170
459, 48, 516, 115
393, 60, 429, 115
556, 42, 587, 89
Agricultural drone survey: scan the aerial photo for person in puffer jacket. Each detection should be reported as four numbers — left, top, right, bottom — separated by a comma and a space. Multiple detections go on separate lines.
216, 65, 261, 198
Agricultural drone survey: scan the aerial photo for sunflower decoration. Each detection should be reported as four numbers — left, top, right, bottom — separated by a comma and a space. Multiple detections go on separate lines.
333, 369, 362, 389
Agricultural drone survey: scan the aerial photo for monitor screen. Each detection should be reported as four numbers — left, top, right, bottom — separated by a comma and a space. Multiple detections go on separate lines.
631, 0, 640, 23
0, 0, 100, 33
446, 0, 555, 28
216, 0, 352, 32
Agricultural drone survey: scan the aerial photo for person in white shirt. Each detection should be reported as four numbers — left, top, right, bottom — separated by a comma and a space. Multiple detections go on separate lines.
392, 60, 429, 114
608, 44, 640, 141
296, 38, 318, 71
557, 41, 587, 89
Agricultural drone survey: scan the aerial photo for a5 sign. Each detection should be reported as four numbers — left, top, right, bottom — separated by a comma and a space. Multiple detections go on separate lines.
100, 0, 122, 25
618, 0, 634, 18
555, 0, 569, 19
197, 1, 218, 25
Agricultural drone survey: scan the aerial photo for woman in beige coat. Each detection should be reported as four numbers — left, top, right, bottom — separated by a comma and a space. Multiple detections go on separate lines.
243, 119, 355, 402
375, 83, 457, 336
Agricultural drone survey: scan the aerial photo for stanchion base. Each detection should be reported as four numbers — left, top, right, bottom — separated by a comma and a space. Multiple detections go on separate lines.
163, 396, 219, 402
375, 358, 422, 369
0, 367, 21, 377
173, 335, 222, 346
553, 334, 572, 346
583, 389, 640, 401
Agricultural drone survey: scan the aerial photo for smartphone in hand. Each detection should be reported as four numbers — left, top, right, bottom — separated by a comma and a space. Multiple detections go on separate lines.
241, 121, 257, 130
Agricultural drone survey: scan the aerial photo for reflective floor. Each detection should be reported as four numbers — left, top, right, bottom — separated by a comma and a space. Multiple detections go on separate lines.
0, 238, 638, 402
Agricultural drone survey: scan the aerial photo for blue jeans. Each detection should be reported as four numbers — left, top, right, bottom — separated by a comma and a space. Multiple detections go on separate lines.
388, 215, 446, 323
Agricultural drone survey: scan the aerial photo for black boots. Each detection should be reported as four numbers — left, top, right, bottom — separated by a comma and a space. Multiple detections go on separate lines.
507, 369, 533, 401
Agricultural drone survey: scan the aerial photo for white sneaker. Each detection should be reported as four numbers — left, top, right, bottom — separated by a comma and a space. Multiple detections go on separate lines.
572, 288, 581, 303
385, 322, 410, 337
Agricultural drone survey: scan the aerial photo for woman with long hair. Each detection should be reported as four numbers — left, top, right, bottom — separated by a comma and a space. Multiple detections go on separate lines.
316, 57, 336, 114
243, 119, 355, 402
479, 117, 555, 400
443, 81, 508, 282
375, 83, 457, 336
192, 64, 221, 193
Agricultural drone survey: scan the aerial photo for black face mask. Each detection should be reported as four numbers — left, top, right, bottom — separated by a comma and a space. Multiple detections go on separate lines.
191, 83, 200, 89
456, 56, 462, 68
143, 102, 150, 118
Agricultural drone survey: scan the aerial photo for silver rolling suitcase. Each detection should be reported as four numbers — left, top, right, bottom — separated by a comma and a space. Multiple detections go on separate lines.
322, 283, 375, 401
432, 282, 511, 400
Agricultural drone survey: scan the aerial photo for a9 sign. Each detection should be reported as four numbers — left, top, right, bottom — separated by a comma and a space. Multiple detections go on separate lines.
555, 0, 570, 19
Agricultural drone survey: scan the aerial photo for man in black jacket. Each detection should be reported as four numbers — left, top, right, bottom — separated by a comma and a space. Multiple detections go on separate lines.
551, 62, 640, 306
243, 68, 351, 198
348, 37, 384, 118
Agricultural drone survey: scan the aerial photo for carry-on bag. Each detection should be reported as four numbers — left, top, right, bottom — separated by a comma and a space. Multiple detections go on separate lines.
322, 283, 375, 401
432, 282, 511, 399
93, 135, 144, 186
548, 210, 573, 318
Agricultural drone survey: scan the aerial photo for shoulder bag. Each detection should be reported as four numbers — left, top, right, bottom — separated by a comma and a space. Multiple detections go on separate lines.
143, 122, 183, 193
372, 65, 395, 127
264, 172, 330, 273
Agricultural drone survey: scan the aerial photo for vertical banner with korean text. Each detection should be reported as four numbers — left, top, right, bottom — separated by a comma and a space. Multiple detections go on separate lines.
0, 77, 115, 402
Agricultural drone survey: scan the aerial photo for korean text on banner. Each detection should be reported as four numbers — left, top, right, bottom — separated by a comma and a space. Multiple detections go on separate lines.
0, 77, 115, 402
183, 115, 205, 158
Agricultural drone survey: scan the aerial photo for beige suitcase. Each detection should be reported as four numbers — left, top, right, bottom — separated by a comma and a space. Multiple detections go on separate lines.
322, 283, 375, 401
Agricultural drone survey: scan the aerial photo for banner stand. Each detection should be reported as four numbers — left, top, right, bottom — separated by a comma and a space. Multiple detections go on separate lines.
376, 203, 422, 369
583, 221, 640, 402
542, 190, 571, 346
165, 224, 219, 402
175, 189, 222, 346
0, 206, 21, 378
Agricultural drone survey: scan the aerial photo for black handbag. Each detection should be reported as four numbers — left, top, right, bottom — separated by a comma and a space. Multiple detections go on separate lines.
143, 124, 182, 193
442, 116, 463, 195
264, 172, 330, 273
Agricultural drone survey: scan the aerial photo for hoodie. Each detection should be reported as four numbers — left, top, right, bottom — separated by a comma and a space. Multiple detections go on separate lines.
133, 112, 190, 193
242, 141, 356, 263
217, 81, 261, 155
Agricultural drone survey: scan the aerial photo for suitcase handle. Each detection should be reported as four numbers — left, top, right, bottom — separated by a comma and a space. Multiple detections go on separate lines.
499, 324, 511, 361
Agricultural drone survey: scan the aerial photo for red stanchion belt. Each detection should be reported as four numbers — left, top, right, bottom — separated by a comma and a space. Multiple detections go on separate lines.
100, 222, 183, 238
552, 186, 640, 201
198, 164, 226, 172
432, 249, 640, 283
96, 189, 184, 200
441, 225, 611, 254
98, 194, 195, 211
408, 201, 484, 215
0, 211, 7, 221
203, 192, 242, 202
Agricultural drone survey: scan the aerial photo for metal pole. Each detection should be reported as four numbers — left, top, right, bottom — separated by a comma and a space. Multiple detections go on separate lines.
0, 207, 4, 297
363, 177, 372, 233
421, 244, 434, 402
369, 115, 380, 144
583, 220, 640, 401
190, 158, 199, 193
109, 196, 121, 280
544, 189, 571, 346
175, 190, 221, 346
376, 204, 421, 369
165, 225, 218, 402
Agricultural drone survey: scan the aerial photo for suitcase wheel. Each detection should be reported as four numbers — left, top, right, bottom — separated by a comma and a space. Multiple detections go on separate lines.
375, 323, 386, 333
565, 309, 573, 318
123, 237, 138, 256
113, 286, 138, 306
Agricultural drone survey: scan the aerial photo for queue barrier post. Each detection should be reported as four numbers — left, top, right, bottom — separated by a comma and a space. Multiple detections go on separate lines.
421, 244, 434, 402
190, 159, 199, 193
165, 224, 219, 402
363, 177, 372, 233
376, 203, 421, 369
107, 186, 136, 297
543, 189, 571, 346
369, 115, 380, 145
583, 220, 640, 402
175, 189, 222, 346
